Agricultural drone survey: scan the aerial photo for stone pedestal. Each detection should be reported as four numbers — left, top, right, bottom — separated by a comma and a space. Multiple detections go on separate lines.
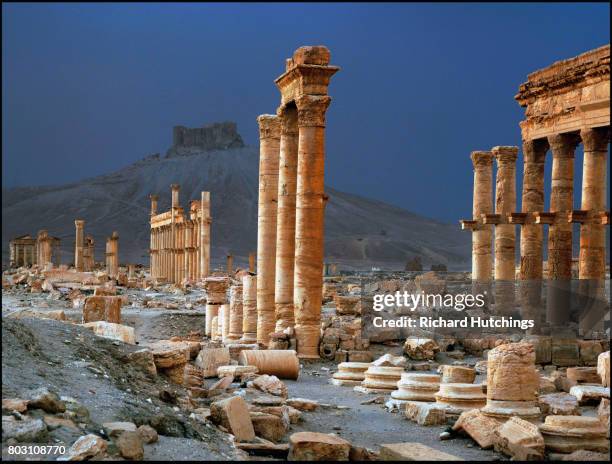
390, 373, 441, 402
440, 365, 476, 384
205, 303, 220, 337
357, 366, 403, 393
331, 362, 371, 386
539, 415, 609, 453
435, 383, 486, 413
227, 284, 243, 341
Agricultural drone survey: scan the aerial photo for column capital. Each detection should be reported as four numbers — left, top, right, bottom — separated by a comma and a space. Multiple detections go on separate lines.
470, 151, 493, 168
580, 127, 610, 152
492, 146, 519, 164
75, 219, 85, 228
170, 184, 180, 191
296, 95, 332, 127
522, 138, 548, 164
277, 104, 298, 136
149, 194, 159, 201
257, 114, 280, 139
547, 133, 580, 158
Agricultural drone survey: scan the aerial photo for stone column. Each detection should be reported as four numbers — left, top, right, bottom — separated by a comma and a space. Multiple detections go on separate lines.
200, 192, 211, 279
226, 254, 233, 276
170, 184, 179, 283
74, 219, 85, 271
519, 139, 548, 329
275, 104, 299, 332
150, 194, 158, 279
109, 231, 119, 278
579, 128, 609, 280
293, 94, 332, 358
470, 151, 494, 288
256, 114, 281, 346
241, 274, 258, 343
546, 133, 578, 327
150, 194, 158, 216
492, 146, 518, 315
248, 252, 255, 273
228, 284, 244, 341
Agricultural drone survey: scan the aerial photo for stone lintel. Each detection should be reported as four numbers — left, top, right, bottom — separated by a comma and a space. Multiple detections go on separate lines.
509, 213, 528, 224
534, 212, 557, 224
481, 213, 502, 225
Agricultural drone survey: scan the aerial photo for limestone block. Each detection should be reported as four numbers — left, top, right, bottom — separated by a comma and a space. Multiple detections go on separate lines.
598, 398, 609, 437
82, 321, 135, 344
579, 340, 603, 366
494, 417, 545, 460
379, 443, 462, 461
403, 338, 439, 360
348, 350, 373, 363
249, 375, 288, 398
2, 416, 48, 443
115, 430, 144, 460
82, 296, 122, 324
217, 365, 258, 379
195, 347, 231, 377
452, 409, 503, 449
440, 365, 475, 384
334, 295, 361, 315
7, 309, 66, 321
102, 421, 137, 438
567, 366, 601, 384
286, 398, 318, 412
250, 412, 289, 442
60, 434, 108, 460
210, 396, 255, 442
288, 432, 351, 461
2, 398, 29, 413
372, 353, 407, 367
597, 351, 610, 387
569, 385, 610, 404
486, 342, 539, 402
147, 340, 191, 368
538, 393, 580, 416
551, 338, 580, 367
404, 401, 447, 426
539, 415, 609, 453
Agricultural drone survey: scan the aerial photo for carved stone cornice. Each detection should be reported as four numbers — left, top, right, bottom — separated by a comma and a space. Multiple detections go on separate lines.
257, 114, 281, 139
296, 95, 331, 128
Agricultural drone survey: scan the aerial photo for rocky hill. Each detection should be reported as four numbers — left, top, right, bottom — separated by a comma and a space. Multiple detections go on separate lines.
2, 133, 471, 271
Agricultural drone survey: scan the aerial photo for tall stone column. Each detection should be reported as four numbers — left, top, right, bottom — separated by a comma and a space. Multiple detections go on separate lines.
226, 254, 233, 275
255, 114, 281, 346
109, 231, 119, 278
579, 128, 609, 280
546, 133, 578, 328
74, 220, 85, 271
519, 139, 548, 329
150, 194, 158, 279
470, 151, 494, 288
241, 274, 258, 343
492, 146, 518, 315
275, 104, 299, 332
293, 94, 331, 358
170, 184, 179, 283
200, 192, 211, 279
249, 252, 255, 273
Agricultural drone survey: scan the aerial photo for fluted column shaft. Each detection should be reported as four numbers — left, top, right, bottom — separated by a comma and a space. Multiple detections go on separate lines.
275, 104, 299, 331
293, 95, 331, 358
200, 192, 211, 279
74, 220, 85, 271
493, 146, 518, 280
470, 151, 494, 282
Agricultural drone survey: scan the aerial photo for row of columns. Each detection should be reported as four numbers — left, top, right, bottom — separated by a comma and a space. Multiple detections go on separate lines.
149, 186, 211, 283
256, 46, 339, 358
105, 231, 119, 278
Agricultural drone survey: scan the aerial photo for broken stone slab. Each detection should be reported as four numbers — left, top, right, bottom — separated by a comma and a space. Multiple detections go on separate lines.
379, 442, 463, 461
58, 434, 108, 461
372, 353, 407, 368
235, 438, 289, 459
7, 309, 67, 321
115, 430, 144, 460
598, 398, 609, 437
567, 367, 601, 384
145, 340, 190, 369
2, 416, 48, 443
248, 375, 288, 398
569, 385, 610, 404
539, 415, 609, 453
403, 338, 440, 360
252, 395, 286, 407
125, 349, 157, 376
82, 295, 122, 324
579, 340, 603, 366
539, 376, 557, 395
538, 393, 580, 416
493, 416, 545, 460
43, 415, 79, 431
2, 398, 29, 414
404, 401, 447, 426
250, 411, 289, 442
288, 432, 351, 461
597, 351, 610, 387
195, 347, 231, 378
348, 350, 373, 363
102, 421, 137, 438
217, 365, 258, 379
82, 321, 135, 344
452, 409, 503, 449
210, 396, 255, 442
286, 398, 318, 412
136, 425, 158, 444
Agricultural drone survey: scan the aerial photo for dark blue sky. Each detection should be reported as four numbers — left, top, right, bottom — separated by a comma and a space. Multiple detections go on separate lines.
2, 3, 610, 222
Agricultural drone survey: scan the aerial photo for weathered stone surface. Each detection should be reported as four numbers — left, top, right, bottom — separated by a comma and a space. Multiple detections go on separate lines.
2, 416, 48, 442
493, 417, 545, 460
136, 425, 158, 444
440, 365, 475, 384
550, 450, 610, 461
250, 412, 289, 442
43, 415, 79, 431
82, 321, 135, 344
60, 434, 108, 460
539, 415, 609, 453
146, 340, 191, 368
452, 409, 503, 449
2, 398, 29, 413
115, 430, 144, 460
379, 442, 463, 461
26, 387, 66, 413
288, 432, 351, 461
286, 398, 318, 411
361, 366, 403, 391
434, 383, 486, 412
538, 393, 580, 416
567, 366, 601, 384
82, 296, 122, 324
403, 338, 439, 360
217, 365, 258, 379
125, 349, 157, 376
392, 373, 441, 402
598, 351, 610, 387
102, 421, 137, 438
195, 347, 231, 377
7, 309, 67, 321
210, 396, 255, 442
569, 385, 610, 404
404, 401, 447, 426
249, 375, 288, 398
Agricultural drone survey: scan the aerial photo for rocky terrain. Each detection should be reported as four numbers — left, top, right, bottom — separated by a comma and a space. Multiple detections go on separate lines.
2, 124, 470, 270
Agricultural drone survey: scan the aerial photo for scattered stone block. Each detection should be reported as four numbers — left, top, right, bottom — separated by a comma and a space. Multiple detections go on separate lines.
115, 430, 144, 460
371, 353, 406, 367
195, 347, 231, 378
288, 432, 351, 461
2, 416, 48, 443
250, 411, 289, 442
102, 421, 137, 438
26, 387, 66, 413
404, 401, 447, 426
210, 396, 255, 442
286, 398, 318, 412
60, 434, 108, 460
379, 442, 463, 461
249, 375, 288, 398
569, 385, 610, 404
452, 409, 503, 449
597, 398, 609, 436
82, 321, 135, 344
125, 349, 157, 376
567, 367, 600, 384
403, 338, 439, 360
538, 393, 580, 416
2, 398, 28, 413
348, 350, 373, 363
82, 296, 122, 324
7, 309, 66, 321
579, 340, 603, 366
493, 417, 545, 460
597, 351, 610, 387
136, 425, 158, 444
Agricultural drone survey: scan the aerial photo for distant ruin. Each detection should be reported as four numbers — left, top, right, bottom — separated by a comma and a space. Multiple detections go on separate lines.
168, 121, 245, 156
